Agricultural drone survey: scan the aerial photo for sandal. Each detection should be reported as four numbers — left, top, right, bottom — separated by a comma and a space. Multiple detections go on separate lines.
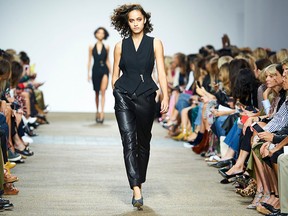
15, 146, 34, 156
247, 190, 263, 209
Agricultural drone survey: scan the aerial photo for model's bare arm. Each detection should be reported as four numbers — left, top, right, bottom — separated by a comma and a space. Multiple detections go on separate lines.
112, 42, 122, 89
87, 45, 93, 82
154, 38, 169, 114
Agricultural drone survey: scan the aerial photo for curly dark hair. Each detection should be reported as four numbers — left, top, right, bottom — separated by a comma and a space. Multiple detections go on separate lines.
111, 4, 153, 38
94, 27, 109, 40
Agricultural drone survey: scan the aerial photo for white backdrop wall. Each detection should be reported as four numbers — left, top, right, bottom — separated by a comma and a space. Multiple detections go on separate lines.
0, 0, 287, 112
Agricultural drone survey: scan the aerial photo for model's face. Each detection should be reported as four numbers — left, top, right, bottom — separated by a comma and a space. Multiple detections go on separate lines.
266, 71, 283, 88
95, 29, 105, 40
127, 10, 145, 34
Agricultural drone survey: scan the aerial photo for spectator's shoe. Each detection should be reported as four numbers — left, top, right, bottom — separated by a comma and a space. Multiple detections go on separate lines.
192, 130, 210, 154
28, 122, 40, 129
15, 159, 25, 164
246, 190, 262, 209
257, 204, 272, 215
234, 174, 251, 189
7, 150, 22, 162
219, 168, 243, 179
235, 178, 263, 198
24, 125, 37, 137
162, 121, 177, 130
4, 183, 19, 195
211, 158, 235, 168
262, 203, 280, 214
205, 155, 221, 166
0, 203, 14, 210
43, 104, 50, 113
4, 171, 19, 183
27, 116, 37, 124
0, 198, 10, 206
15, 147, 34, 157
4, 162, 16, 171
183, 142, 195, 148
188, 132, 203, 146
0, 197, 13, 210
172, 131, 187, 141
22, 135, 33, 144
37, 114, 49, 124
265, 213, 286, 216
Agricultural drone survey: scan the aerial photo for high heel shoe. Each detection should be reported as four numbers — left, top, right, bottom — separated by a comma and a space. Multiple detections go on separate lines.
172, 131, 187, 141
247, 190, 263, 209
211, 158, 236, 168
162, 121, 177, 130
233, 174, 251, 189
192, 130, 209, 154
96, 112, 100, 123
98, 118, 104, 124
236, 178, 257, 198
37, 114, 49, 124
261, 203, 280, 214
24, 125, 37, 137
97, 113, 104, 124
132, 196, 143, 209
219, 169, 244, 179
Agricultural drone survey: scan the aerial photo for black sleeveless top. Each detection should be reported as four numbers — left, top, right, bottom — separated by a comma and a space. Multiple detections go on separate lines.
114, 34, 159, 96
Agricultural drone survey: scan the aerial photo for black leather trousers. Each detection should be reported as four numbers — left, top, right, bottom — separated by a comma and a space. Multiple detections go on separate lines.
113, 88, 156, 189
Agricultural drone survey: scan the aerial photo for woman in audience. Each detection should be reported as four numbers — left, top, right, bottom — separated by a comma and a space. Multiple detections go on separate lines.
254, 58, 272, 111
171, 55, 199, 141
221, 64, 284, 177
162, 52, 187, 133
249, 59, 288, 214
0, 54, 15, 209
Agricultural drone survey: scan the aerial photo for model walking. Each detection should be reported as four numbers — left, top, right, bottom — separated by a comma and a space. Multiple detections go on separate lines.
87, 27, 111, 123
111, 4, 169, 209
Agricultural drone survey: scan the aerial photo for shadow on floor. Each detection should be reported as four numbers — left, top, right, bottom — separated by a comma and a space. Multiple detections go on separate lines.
116, 206, 160, 216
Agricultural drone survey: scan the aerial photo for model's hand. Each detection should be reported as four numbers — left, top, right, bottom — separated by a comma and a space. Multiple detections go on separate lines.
160, 97, 169, 114
88, 75, 91, 82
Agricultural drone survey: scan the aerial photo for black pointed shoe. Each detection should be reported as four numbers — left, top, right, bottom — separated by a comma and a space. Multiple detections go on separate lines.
211, 158, 236, 168
132, 196, 143, 209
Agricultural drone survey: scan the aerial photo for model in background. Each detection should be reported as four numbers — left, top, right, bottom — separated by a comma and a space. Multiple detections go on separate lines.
87, 27, 111, 123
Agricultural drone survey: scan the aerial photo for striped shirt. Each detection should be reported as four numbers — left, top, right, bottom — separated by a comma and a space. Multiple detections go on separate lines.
264, 97, 288, 132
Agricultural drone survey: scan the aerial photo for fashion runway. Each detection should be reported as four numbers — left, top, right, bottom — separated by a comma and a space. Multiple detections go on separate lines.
7, 113, 259, 216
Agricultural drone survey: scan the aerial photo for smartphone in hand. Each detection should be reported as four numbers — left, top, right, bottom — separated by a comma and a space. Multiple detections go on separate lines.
251, 122, 264, 133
